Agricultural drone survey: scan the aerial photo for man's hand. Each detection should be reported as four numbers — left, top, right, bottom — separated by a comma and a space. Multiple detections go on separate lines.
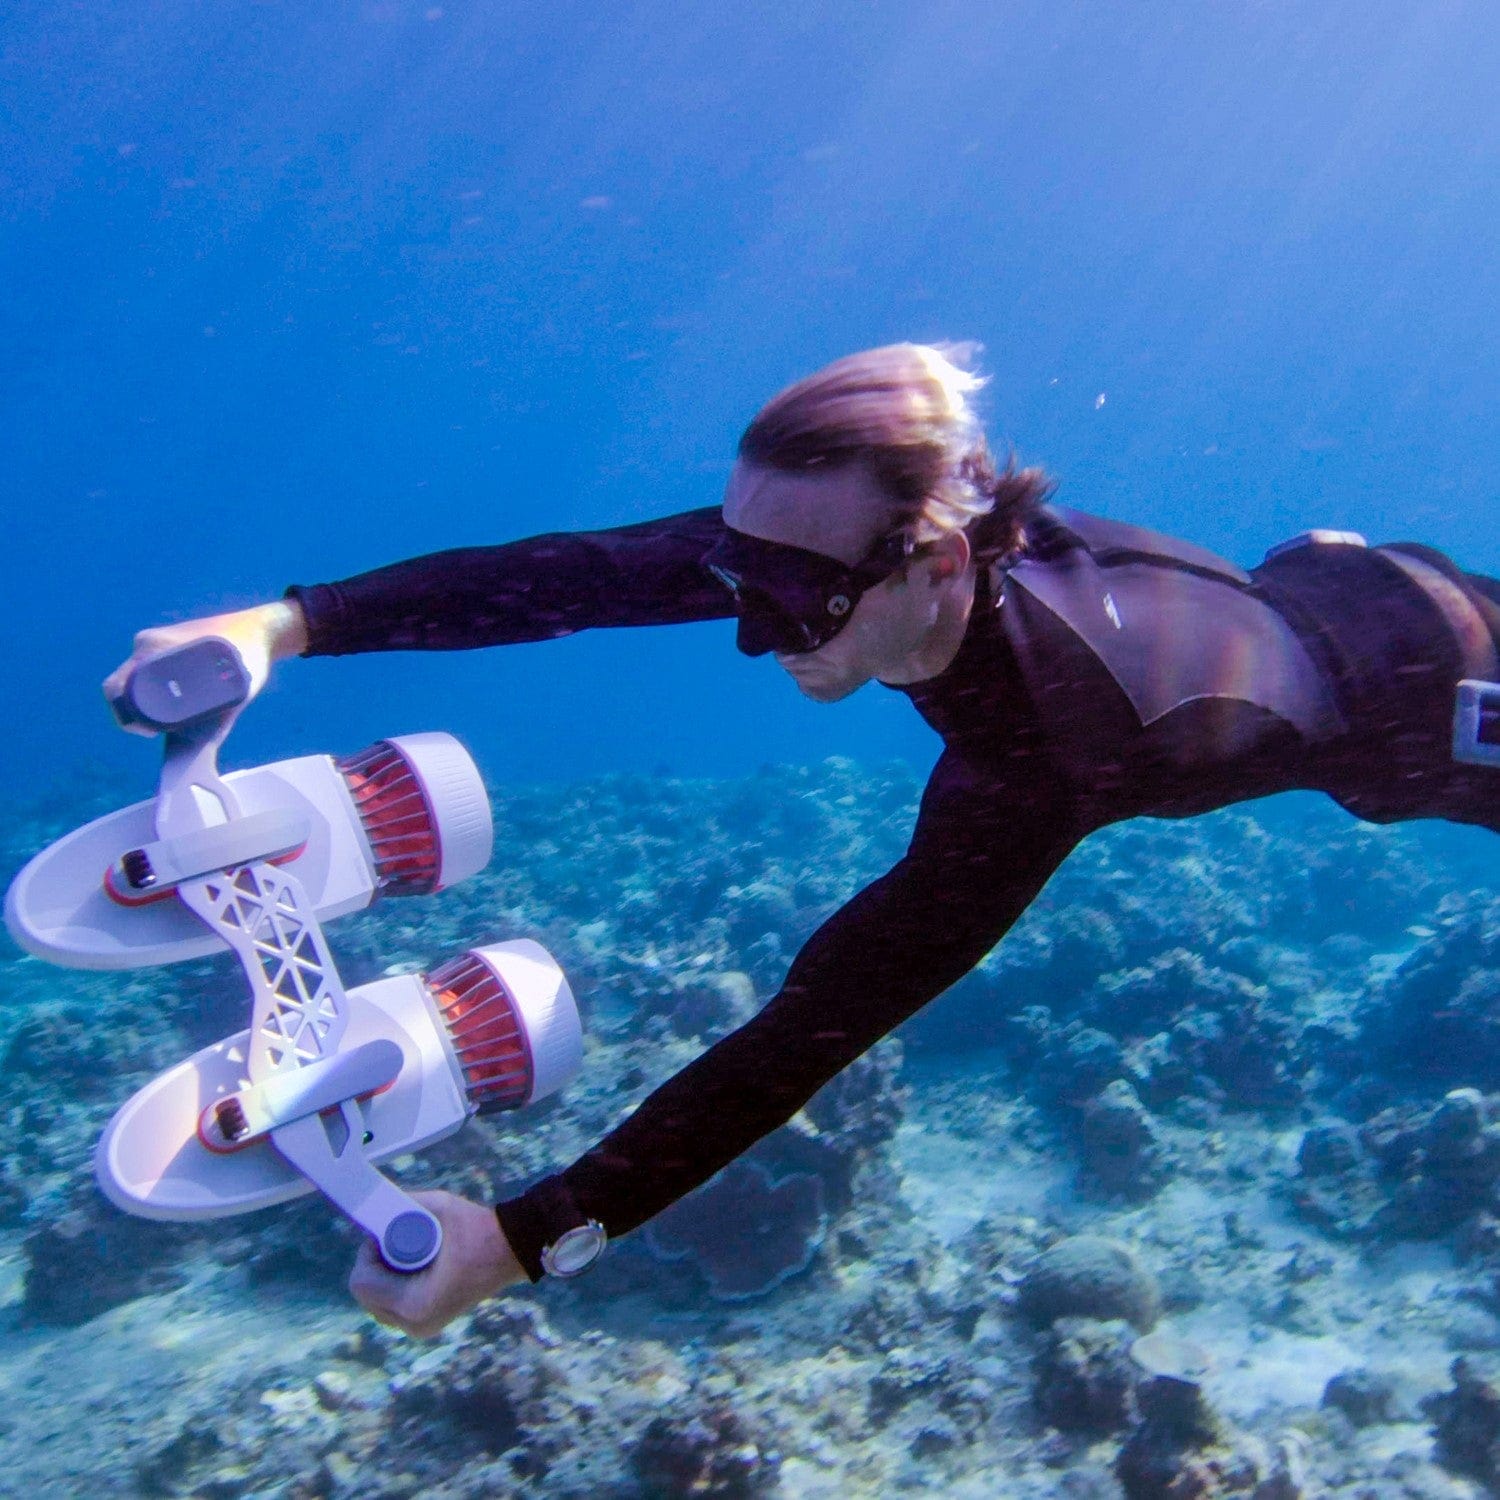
349, 1189, 528, 1339
103, 600, 309, 735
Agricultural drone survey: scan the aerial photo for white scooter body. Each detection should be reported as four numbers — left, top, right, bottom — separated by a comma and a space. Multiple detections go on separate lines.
98, 973, 469, 1219
6, 753, 380, 971
96, 936, 580, 1221
3, 640, 583, 1274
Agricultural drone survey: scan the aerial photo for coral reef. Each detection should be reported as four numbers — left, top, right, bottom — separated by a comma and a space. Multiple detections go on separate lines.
1115, 1350, 1273, 1500
1019, 1235, 1162, 1332
388, 1302, 573, 1471
1426, 1357, 1500, 1491
1, 761, 1499, 1496
1080, 1079, 1170, 1199
1033, 1317, 1138, 1433
666, 968, 758, 1041
1291, 1088, 1500, 1246
630, 1405, 780, 1498
644, 1158, 828, 1300
1321, 1368, 1398, 1428
21, 1197, 197, 1325
1359, 894, 1500, 1087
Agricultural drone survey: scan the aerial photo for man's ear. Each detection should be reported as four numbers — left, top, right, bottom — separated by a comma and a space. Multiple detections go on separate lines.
926, 529, 971, 584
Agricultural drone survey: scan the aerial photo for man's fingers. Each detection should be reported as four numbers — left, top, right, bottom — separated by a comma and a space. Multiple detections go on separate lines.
103, 630, 189, 722
349, 1238, 444, 1338
349, 1240, 404, 1311
348, 1191, 519, 1339
353, 1279, 415, 1333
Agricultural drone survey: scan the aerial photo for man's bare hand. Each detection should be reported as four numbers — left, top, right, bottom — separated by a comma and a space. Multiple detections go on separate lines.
103, 600, 308, 734
349, 1189, 528, 1339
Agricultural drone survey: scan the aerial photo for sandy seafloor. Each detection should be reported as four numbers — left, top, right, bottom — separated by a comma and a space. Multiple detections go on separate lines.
1, 756, 1500, 1498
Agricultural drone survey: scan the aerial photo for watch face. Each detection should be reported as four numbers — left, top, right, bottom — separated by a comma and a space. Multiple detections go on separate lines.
543, 1221, 607, 1277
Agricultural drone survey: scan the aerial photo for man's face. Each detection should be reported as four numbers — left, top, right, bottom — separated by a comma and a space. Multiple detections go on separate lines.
771, 564, 945, 701
721, 461, 955, 701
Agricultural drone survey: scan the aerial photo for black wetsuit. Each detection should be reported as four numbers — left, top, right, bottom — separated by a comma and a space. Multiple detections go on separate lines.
287, 504, 1500, 1278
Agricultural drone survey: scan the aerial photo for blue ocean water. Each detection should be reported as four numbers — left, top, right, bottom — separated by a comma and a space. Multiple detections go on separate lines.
4, 0, 1499, 798
6, 6, 1500, 1496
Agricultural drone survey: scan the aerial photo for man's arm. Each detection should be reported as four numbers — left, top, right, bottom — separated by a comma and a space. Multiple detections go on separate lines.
497, 747, 1082, 1277
287, 507, 733, 656
107, 509, 730, 730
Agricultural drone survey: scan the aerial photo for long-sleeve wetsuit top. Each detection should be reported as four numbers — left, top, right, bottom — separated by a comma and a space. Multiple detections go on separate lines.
287, 503, 1500, 1279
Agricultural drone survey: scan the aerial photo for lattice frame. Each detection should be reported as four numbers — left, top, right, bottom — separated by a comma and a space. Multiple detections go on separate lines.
177, 862, 349, 1080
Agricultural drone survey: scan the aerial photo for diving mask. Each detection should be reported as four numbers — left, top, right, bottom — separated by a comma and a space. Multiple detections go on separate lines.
703, 526, 914, 657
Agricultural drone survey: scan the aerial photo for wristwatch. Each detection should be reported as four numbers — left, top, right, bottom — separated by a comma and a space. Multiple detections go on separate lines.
540, 1218, 608, 1278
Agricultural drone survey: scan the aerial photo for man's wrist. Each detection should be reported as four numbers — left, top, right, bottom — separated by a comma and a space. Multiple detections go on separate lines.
540, 1220, 607, 1278
262, 599, 309, 660
495, 1177, 601, 1283
487, 1212, 528, 1293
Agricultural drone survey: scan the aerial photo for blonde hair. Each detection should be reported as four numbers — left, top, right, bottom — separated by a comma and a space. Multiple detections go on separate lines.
738, 343, 1051, 560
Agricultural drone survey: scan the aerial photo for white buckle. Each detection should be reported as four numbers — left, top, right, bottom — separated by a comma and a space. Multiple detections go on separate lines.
1455, 680, 1500, 769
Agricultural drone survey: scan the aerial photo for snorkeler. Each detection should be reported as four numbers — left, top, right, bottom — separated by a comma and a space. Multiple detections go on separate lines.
106, 344, 1500, 1338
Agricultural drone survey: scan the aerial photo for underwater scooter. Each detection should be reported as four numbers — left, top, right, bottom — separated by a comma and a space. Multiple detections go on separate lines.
4, 638, 582, 1273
